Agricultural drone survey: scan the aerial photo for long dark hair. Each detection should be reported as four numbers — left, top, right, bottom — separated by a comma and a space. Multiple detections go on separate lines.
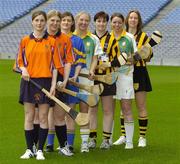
125, 10, 142, 34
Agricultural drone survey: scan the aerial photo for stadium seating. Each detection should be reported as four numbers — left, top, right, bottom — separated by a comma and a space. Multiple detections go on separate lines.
147, 7, 180, 66
0, 0, 172, 61
0, 0, 47, 28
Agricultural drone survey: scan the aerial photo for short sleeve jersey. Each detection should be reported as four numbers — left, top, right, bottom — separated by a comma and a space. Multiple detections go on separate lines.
74, 31, 103, 70
95, 31, 120, 74
68, 33, 86, 77
15, 33, 61, 78
50, 31, 74, 75
112, 30, 137, 74
134, 31, 152, 67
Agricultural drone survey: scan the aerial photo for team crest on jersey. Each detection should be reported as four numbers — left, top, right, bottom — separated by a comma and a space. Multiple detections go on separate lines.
86, 42, 90, 47
122, 41, 126, 47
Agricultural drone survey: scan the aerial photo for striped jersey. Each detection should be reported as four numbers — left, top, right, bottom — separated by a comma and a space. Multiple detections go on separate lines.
134, 31, 153, 67
95, 31, 120, 74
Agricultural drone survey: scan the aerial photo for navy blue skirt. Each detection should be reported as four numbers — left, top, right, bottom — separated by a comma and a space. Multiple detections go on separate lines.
19, 78, 52, 105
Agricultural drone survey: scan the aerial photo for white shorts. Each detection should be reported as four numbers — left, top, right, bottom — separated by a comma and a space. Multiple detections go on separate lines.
79, 68, 94, 94
114, 72, 134, 100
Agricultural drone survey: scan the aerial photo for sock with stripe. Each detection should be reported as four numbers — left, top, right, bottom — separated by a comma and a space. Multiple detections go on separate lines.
80, 129, 89, 143
138, 117, 148, 137
120, 116, 126, 137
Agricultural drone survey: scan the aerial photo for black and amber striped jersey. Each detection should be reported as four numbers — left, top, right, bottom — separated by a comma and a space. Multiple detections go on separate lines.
95, 31, 120, 75
134, 31, 153, 67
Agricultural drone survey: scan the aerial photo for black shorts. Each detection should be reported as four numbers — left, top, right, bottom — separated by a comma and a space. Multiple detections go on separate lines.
133, 66, 152, 93
19, 78, 52, 105
94, 81, 116, 96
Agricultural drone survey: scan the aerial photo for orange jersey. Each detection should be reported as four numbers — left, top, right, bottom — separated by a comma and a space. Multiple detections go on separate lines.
49, 31, 74, 75
15, 33, 62, 78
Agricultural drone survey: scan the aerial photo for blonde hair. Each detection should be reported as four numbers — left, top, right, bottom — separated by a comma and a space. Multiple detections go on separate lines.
47, 10, 61, 20
75, 11, 91, 22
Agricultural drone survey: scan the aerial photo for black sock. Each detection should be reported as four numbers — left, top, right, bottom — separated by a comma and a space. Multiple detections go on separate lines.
33, 124, 40, 145
38, 127, 48, 151
55, 125, 67, 148
25, 130, 34, 151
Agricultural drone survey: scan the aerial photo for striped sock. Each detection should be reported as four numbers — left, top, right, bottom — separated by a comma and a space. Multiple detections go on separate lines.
89, 129, 97, 139
80, 129, 89, 143
120, 116, 126, 136
103, 131, 112, 140
138, 117, 148, 137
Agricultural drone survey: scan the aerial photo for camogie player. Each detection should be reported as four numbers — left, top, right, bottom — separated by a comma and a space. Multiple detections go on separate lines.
45, 10, 74, 156
60, 11, 86, 152
88, 11, 124, 149
15, 11, 61, 160
114, 10, 153, 147
74, 11, 103, 153
47, 11, 86, 153
111, 13, 137, 149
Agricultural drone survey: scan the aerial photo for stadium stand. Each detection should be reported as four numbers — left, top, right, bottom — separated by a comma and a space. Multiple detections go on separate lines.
0, 0, 47, 28
1, 0, 178, 66
146, 6, 180, 66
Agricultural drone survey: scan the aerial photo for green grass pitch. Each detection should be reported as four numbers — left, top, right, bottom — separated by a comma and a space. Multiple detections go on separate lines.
0, 60, 180, 164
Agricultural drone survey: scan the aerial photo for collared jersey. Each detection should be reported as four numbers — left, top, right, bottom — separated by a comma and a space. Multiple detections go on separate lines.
15, 33, 62, 78
134, 31, 153, 67
95, 31, 120, 74
111, 30, 137, 74
74, 31, 103, 70
49, 31, 74, 75
68, 33, 86, 77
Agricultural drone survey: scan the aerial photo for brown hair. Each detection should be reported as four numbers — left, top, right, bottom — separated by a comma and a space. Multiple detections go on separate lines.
61, 12, 75, 32
32, 10, 47, 21
125, 10, 142, 34
94, 11, 109, 22
47, 10, 61, 20
110, 12, 124, 22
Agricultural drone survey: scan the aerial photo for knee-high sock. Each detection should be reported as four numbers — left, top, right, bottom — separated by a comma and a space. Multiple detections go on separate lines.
25, 129, 34, 151
55, 125, 67, 148
33, 124, 40, 145
47, 130, 55, 146
120, 116, 126, 136
80, 129, 89, 143
67, 129, 75, 146
38, 127, 48, 151
138, 117, 148, 137
124, 121, 134, 143
89, 129, 97, 139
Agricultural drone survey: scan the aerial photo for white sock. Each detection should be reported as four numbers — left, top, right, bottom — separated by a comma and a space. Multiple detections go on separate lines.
80, 129, 89, 143
124, 121, 134, 143
109, 120, 114, 143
